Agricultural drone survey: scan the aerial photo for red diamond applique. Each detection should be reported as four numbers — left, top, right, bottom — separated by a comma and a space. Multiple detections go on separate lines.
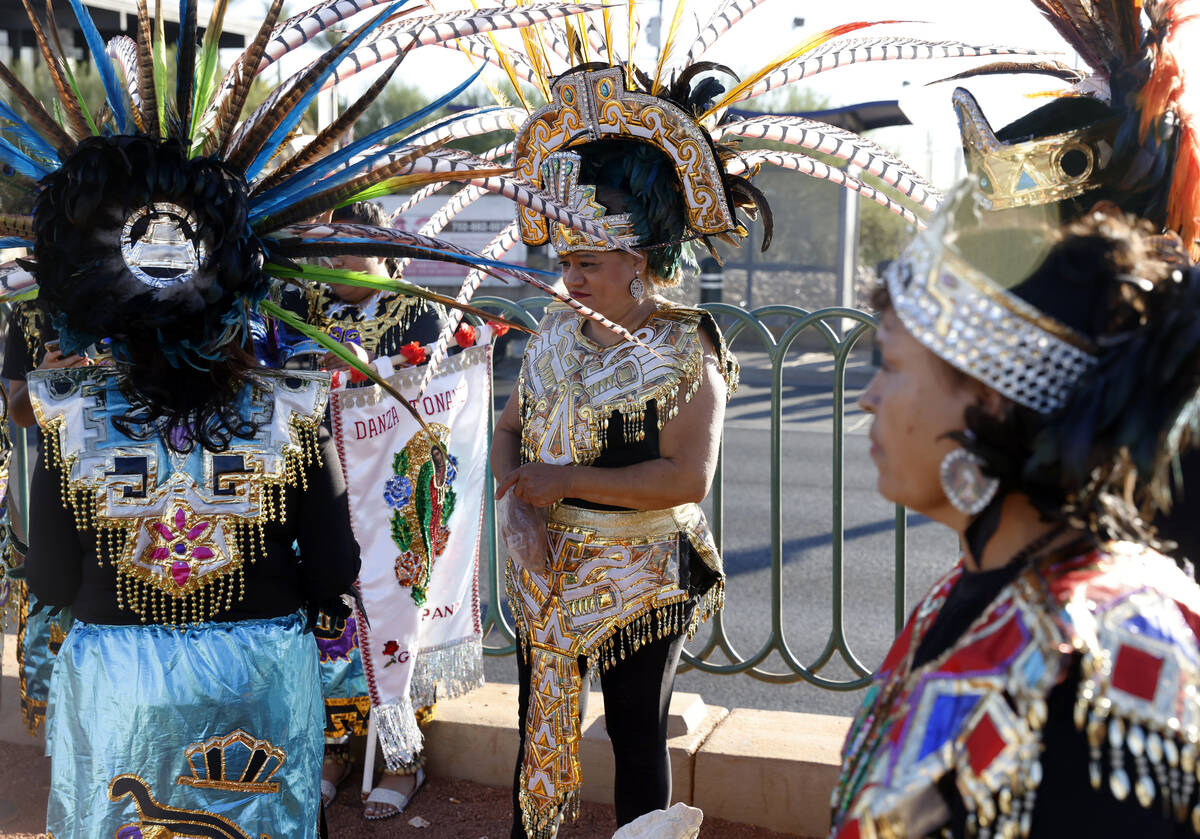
1112, 644, 1163, 702
834, 820, 862, 839
965, 713, 1006, 776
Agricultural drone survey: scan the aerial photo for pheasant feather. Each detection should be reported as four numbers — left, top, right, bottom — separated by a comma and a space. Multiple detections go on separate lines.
0, 60, 75, 156
716, 116, 942, 212
725, 149, 925, 227
702, 21, 899, 118
211, 0, 285, 157
134, 0, 158, 134
19, 0, 90, 139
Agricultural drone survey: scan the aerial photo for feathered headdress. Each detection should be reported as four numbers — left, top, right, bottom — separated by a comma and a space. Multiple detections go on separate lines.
950, 0, 1200, 257
396, 0, 1046, 398
0, 0, 658, 430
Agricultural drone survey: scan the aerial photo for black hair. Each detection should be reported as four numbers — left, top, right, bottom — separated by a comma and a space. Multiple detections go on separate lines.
331, 201, 399, 278
577, 138, 689, 284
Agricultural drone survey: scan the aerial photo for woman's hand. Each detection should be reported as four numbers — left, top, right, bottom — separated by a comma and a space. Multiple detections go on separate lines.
319, 343, 371, 372
38, 349, 90, 370
495, 463, 574, 508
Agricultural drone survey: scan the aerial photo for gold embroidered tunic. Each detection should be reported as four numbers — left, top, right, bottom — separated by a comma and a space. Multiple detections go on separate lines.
508, 302, 736, 837
306, 286, 434, 359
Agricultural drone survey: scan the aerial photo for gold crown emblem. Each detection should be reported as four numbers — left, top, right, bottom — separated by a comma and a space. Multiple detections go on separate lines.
541, 152, 641, 255
176, 729, 286, 793
954, 87, 1119, 212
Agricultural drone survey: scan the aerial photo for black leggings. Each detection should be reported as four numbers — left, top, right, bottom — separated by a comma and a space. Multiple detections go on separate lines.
510, 625, 690, 837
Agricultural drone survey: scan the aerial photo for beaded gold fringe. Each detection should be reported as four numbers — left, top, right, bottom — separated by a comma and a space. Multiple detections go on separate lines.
1075, 653, 1200, 833
518, 778, 580, 839
44, 415, 321, 626
506, 562, 725, 675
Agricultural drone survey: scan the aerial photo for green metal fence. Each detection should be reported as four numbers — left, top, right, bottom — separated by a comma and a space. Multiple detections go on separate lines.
471, 296, 907, 692
2, 298, 906, 691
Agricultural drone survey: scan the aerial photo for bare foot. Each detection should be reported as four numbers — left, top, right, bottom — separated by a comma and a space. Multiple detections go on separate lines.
364, 772, 419, 819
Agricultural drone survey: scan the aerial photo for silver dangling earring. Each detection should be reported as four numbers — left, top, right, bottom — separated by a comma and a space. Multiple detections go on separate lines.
940, 443, 1000, 516
629, 274, 645, 299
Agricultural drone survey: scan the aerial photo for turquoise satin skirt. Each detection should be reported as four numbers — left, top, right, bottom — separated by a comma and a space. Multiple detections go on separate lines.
45, 612, 323, 839
316, 613, 370, 743
20, 589, 72, 734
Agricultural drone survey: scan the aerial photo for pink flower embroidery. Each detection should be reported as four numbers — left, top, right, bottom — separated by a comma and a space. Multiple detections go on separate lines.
148, 507, 217, 588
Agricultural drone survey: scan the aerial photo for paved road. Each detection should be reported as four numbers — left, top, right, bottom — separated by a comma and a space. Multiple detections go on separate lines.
481, 349, 959, 718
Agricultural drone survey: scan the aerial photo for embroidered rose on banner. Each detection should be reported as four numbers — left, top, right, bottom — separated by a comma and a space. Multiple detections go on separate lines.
383, 474, 414, 509
381, 639, 409, 668
384, 424, 457, 606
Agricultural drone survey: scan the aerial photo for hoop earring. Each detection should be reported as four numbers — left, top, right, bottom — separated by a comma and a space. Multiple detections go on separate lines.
940, 446, 999, 516
629, 275, 645, 299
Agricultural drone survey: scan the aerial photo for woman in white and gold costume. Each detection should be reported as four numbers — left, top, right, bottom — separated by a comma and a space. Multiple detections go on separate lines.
489, 64, 764, 839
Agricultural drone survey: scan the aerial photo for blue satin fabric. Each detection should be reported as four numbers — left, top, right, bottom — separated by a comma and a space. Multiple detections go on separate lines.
45, 612, 323, 839
20, 589, 72, 734
317, 614, 370, 743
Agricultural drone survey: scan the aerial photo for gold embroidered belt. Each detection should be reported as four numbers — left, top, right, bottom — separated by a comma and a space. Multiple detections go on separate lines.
507, 502, 719, 839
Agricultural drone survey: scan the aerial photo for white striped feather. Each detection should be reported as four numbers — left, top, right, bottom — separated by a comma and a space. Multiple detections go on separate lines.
725, 149, 926, 227
716, 116, 942, 212
730, 37, 1041, 104
414, 218, 522, 398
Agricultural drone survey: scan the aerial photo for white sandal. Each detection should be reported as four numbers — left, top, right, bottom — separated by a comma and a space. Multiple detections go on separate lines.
364, 767, 425, 821
320, 752, 353, 808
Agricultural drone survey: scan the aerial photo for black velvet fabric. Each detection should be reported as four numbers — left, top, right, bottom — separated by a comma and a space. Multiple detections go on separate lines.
26, 422, 360, 624
915, 559, 1190, 838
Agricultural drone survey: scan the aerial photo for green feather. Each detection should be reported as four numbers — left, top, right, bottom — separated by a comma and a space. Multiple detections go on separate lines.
264, 262, 531, 333
190, 0, 230, 150
258, 297, 436, 440
62, 61, 98, 135
153, 0, 168, 138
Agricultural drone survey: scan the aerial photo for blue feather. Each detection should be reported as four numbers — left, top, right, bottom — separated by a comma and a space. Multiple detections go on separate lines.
66, 0, 130, 132
0, 100, 59, 167
250, 106, 495, 221
249, 73, 490, 220
245, 0, 412, 181
0, 137, 50, 179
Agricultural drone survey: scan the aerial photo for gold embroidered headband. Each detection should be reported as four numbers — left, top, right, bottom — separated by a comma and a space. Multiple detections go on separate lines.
514, 66, 736, 249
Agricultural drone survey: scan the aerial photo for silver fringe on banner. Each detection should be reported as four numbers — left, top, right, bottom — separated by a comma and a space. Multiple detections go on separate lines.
410, 635, 485, 709
374, 694, 423, 771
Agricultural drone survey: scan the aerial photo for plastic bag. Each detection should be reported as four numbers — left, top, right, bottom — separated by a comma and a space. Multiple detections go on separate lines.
497, 492, 549, 572
611, 803, 703, 839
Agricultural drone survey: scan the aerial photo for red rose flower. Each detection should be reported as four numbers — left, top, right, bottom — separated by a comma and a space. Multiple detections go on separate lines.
489, 321, 510, 338
399, 342, 427, 365
383, 640, 399, 656
455, 323, 477, 348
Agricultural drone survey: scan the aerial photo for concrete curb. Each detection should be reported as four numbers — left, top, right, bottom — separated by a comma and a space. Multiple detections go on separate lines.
424, 682, 848, 837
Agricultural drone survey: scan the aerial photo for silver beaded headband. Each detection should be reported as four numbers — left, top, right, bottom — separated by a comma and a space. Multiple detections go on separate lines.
885, 187, 1098, 414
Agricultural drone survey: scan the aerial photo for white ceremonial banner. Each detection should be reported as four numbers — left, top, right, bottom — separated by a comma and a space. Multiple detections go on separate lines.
331, 342, 490, 768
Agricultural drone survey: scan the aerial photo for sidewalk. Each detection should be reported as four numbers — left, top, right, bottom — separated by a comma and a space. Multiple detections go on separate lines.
0, 632, 804, 838
0, 740, 797, 838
